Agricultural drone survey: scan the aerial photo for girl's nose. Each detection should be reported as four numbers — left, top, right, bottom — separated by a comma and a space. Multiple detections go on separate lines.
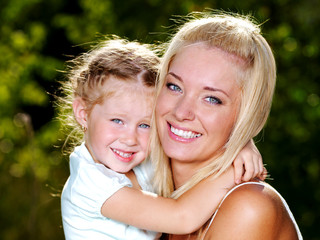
119, 128, 138, 146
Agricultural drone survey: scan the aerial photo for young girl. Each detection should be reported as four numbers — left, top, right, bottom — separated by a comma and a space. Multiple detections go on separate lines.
59, 37, 266, 240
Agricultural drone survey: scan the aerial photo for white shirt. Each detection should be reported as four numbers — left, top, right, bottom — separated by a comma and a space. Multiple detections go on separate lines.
61, 143, 158, 240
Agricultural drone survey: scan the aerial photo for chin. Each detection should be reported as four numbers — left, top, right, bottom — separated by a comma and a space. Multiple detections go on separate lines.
167, 151, 194, 162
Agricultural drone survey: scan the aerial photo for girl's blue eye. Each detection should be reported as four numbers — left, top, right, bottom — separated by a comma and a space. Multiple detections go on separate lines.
111, 119, 123, 124
166, 83, 182, 93
205, 96, 222, 105
139, 123, 150, 129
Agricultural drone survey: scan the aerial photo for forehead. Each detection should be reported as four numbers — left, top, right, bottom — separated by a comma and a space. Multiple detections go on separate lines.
102, 76, 155, 99
91, 76, 155, 120
169, 44, 241, 86
171, 43, 243, 69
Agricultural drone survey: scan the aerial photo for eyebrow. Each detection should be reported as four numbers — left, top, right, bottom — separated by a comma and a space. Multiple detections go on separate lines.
167, 72, 229, 97
168, 72, 182, 81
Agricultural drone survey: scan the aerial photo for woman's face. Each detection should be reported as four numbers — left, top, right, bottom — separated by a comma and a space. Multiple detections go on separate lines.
156, 44, 242, 168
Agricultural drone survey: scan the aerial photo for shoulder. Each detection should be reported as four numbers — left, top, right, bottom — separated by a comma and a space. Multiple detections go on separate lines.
68, 157, 132, 203
205, 182, 285, 239
229, 183, 279, 208
231, 184, 282, 215
222, 183, 280, 220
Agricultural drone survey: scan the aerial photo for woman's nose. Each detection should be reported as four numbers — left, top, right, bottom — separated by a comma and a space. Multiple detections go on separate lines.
173, 96, 195, 121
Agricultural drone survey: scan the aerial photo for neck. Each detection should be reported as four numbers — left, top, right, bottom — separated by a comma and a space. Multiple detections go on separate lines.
171, 150, 225, 190
170, 159, 206, 189
125, 170, 141, 190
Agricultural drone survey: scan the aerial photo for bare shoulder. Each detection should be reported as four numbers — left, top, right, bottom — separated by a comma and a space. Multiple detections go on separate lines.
204, 182, 299, 240
227, 183, 280, 214
220, 183, 281, 225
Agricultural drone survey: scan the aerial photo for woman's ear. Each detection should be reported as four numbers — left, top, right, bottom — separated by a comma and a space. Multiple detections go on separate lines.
73, 97, 88, 129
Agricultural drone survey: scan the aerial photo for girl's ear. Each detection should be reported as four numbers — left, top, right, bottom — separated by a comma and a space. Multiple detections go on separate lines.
73, 97, 88, 129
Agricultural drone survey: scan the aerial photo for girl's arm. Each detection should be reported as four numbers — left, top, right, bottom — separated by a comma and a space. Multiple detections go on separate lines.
101, 166, 235, 234
101, 141, 266, 234
233, 139, 267, 184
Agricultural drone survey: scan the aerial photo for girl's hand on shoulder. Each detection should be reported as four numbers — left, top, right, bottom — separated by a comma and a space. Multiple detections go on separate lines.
233, 139, 268, 184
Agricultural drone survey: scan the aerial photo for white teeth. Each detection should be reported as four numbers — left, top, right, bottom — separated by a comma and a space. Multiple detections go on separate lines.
170, 126, 202, 139
112, 149, 133, 158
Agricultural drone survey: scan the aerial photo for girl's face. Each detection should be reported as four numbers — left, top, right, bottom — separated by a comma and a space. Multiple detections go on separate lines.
156, 44, 241, 170
83, 77, 154, 173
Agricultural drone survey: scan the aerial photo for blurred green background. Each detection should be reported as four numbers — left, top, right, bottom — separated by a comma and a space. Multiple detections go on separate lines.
0, 0, 319, 239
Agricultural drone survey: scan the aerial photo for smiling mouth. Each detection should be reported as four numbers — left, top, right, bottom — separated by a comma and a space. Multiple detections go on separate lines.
112, 148, 134, 158
170, 125, 202, 139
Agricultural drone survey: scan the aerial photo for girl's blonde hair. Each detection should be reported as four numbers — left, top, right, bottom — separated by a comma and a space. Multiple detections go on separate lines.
150, 12, 276, 199
57, 36, 159, 152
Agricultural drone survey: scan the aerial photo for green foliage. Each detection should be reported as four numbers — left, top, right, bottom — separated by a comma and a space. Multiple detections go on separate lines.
0, 0, 319, 239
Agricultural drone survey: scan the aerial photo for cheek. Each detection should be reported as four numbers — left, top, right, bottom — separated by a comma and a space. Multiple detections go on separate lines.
219, 111, 238, 139
155, 93, 166, 114
157, 85, 174, 108
139, 132, 151, 150
204, 109, 237, 138
156, 92, 176, 120
93, 124, 117, 143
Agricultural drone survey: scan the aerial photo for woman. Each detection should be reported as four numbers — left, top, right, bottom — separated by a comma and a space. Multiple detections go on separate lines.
150, 12, 303, 239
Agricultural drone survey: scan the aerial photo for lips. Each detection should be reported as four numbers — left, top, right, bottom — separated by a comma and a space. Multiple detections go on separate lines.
111, 148, 135, 162
168, 123, 202, 142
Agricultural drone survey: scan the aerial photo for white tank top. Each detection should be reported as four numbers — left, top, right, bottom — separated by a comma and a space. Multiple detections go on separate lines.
202, 182, 303, 239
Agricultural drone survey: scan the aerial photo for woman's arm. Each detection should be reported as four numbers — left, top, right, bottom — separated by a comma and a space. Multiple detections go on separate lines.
101, 167, 235, 234
204, 184, 299, 240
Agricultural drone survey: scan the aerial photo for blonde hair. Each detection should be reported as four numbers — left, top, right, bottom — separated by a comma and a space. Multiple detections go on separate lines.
150, 12, 276, 199
57, 36, 159, 152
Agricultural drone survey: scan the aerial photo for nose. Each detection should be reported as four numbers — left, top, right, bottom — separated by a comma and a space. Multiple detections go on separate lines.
173, 95, 195, 121
119, 127, 138, 146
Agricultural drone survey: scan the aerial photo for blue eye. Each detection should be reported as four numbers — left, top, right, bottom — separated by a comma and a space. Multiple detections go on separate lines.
205, 96, 222, 105
111, 119, 123, 124
166, 83, 182, 93
139, 123, 150, 129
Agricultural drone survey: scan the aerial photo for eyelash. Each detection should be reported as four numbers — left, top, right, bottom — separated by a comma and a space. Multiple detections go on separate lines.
111, 119, 123, 124
166, 82, 182, 93
166, 80, 224, 106
112, 119, 150, 129
139, 123, 150, 129
205, 96, 222, 105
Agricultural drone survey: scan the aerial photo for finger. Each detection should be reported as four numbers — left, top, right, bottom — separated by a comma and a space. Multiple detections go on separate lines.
249, 151, 262, 179
257, 166, 268, 181
257, 156, 264, 178
261, 167, 268, 180
233, 159, 245, 184
250, 140, 262, 177
253, 154, 260, 177
241, 157, 254, 182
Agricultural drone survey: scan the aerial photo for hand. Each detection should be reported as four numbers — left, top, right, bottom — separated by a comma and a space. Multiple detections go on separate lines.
233, 139, 267, 184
